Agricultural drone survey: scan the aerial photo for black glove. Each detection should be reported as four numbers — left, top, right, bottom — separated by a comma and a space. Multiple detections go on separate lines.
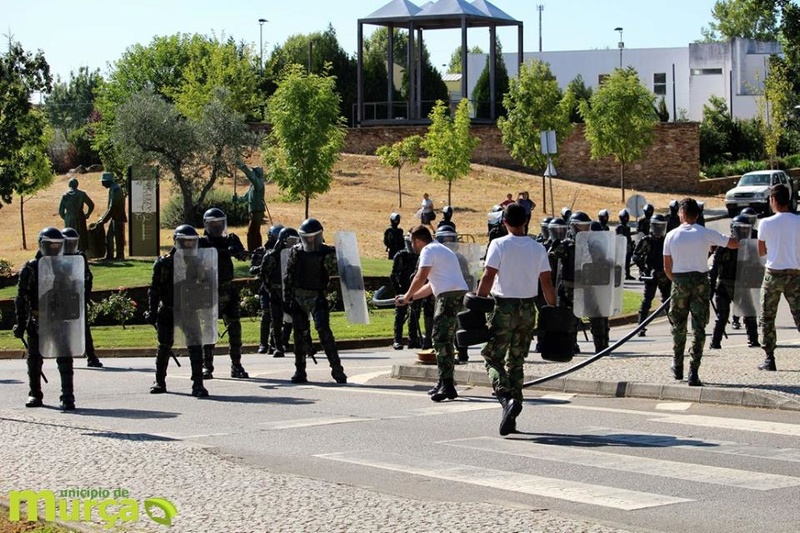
144, 310, 158, 326
12, 324, 24, 339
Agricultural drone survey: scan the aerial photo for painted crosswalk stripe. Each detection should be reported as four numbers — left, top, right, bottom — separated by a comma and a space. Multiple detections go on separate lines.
315, 450, 693, 510
442, 437, 800, 491
655, 414, 800, 437
259, 417, 372, 430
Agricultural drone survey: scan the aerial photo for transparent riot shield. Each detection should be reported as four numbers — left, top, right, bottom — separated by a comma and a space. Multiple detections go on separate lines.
612, 234, 626, 316
335, 231, 369, 325
280, 247, 293, 323
38, 256, 85, 358
573, 231, 616, 318
173, 248, 218, 346
444, 242, 484, 291
733, 238, 765, 317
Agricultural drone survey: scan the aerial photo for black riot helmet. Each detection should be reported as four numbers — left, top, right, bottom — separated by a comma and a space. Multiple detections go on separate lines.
268, 224, 284, 241
174, 224, 200, 256
698, 201, 705, 213
590, 221, 604, 231
203, 208, 227, 238
548, 218, 568, 241
488, 205, 504, 226
435, 225, 458, 243
442, 206, 454, 221
61, 228, 80, 255
650, 214, 667, 238
618, 209, 630, 224
277, 227, 299, 249
38, 226, 65, 257
403, 234, 414, 254
731, 215, 752, 240
669, 200, 679, 216
389, 212, 401, 226
298, 218, 324, 252
643, 204, 655, 219
560, 207, 572, 222
740, 207, 757, 226
598, 209, 609, 225
540, 216, 553, 240
569, 211, 592, 234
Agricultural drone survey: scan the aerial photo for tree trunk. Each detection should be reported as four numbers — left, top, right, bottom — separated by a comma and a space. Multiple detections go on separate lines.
20, 196, 27, 250
305, 195, 310, 219
397, 167, 403, 208
620, 162, 626, 203
448, 180, 452, 206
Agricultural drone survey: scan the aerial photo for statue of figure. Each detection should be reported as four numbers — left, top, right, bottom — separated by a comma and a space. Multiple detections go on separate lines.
58, 178, 94, 251
234, 161, 266, 251
97, 172, 127, 261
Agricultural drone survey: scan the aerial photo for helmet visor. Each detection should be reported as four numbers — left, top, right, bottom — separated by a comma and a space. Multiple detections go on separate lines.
539, 223, 550, 240
651, 221, 667, 237
300, 231, 323, 252
175, 235, 199, 256
549, 223, 567, 241
204, 216, 227, 238
732, 223, 752, 241
570, 221, 591, 234
63, 237, 79, 255
40, 238, 64, 257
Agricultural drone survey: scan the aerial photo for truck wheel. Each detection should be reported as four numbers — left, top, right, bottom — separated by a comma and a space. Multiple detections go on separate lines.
726, 206, 738, 218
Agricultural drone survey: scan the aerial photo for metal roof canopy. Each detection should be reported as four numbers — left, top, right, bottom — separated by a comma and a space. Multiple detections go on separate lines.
356, 0, 523, 125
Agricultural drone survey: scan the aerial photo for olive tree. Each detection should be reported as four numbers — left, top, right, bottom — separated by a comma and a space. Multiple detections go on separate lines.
376, 135, 423, 208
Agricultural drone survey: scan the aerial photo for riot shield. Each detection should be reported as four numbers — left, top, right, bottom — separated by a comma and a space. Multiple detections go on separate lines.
173, 248, 218, 346
38, 256, 85, 358
335, 231, 369, 325
281, 247, 292, 322
573, 231, 616, 318
612, 234, 626, 316
444, 242, 484, 291
733, 238, 765, 317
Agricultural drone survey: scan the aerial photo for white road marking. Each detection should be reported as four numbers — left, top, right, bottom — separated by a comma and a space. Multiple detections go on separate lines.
537, 393, 576, 402
315, 450, 693, 510
408, 403, 498, 416
655, 402, 693, 411
347, 371, 392, 385
259, 417, 373, 430
442, 437, 800, 491
655, 414, 800, 437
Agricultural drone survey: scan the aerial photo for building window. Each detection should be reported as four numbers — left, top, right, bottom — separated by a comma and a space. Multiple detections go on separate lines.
691, 68, 723, 76
598, 74, 610, 85
654, 73, 667, 95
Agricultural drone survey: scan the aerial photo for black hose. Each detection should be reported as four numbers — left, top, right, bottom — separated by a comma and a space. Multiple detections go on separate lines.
522, 296, 672, 388
371, 285, 397, 309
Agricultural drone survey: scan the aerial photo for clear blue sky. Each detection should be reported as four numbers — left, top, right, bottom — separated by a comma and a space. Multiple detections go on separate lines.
2, 0, 718, 84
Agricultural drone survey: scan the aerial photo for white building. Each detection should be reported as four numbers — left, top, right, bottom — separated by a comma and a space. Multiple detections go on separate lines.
465, 37, 782, 122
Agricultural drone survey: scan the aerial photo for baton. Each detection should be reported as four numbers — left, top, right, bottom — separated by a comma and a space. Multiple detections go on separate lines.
709, 296, 728, 339
218, 316, 230, 339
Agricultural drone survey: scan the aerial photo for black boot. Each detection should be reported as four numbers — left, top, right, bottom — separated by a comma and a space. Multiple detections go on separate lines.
189, 348, 208, 397
26, 352, 44, 407
431, 378, 458, 402
758, 355, 777, 371
427, 379, 442, 395
291, 351, 308, 383
687, 367, 703, 387
202, 345, 214, 379
57, 356, 75, 411
87, 354, 103, 368
150, 352, 169, 394
230, 346, 250, 379
671, 362, 684, 380
498, 394, 522, 436
457, 346, 469, 363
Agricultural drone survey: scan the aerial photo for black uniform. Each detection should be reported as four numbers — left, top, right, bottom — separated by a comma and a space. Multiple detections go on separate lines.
15, 252, 77, 409
709, 246, 759, 348
391, 248, 421, 348
383, 225, 404, 259
437, 219, 456, 232
636, 216, 650, 240
667, 212, 680, 232
615, 223, 634, 279
632, 234, 672, 333
200, 232, 249, 378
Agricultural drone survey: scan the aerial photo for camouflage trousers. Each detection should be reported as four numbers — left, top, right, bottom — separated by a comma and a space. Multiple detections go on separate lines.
433, 290, 467, 380
759, 269, 800, 356
481, 297, 536, 402
668, 272, 710, 370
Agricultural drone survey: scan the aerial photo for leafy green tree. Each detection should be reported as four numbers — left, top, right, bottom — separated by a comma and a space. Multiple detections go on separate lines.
471, 40, 509, 119
376, 135, 423, 207
758, 56, 794, 167
263, 65, 346, 217
447, 45, 483, 73
655, 97, 670, 122
700, 0, 781, 41
44, 66, 103, 138
564, 75, 593, 124
580, 67, 658, 202
422, 99, 479, 206
0, 41, 52, 208
497, 60, 572, 175
699, 95, 734, 165
112, 87, 253, 225
12, 112, 54, 249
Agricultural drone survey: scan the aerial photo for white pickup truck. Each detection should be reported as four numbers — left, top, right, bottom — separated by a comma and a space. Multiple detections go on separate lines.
724, 170, 797, 217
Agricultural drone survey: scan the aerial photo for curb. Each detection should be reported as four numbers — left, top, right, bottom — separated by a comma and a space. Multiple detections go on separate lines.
391, 363, 800, 412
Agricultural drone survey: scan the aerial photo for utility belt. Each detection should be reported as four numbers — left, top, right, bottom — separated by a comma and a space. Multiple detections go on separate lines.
672, 271, 707, 280
494, 296, 536, 303
767, 268, 800, 275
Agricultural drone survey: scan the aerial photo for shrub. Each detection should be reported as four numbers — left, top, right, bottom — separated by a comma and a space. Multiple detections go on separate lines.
0, 259, 13, 278
161, 188, 250, 228
239, 288, 261, 319
88, 289, 137, 328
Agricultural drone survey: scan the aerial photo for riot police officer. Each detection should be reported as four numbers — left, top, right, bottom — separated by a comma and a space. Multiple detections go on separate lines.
667, 200, 680, 232
536, 217, 552, 245
200, 208, 250, 379
391, 235, 421, 350
616, 209, 635, 280
15, 228, 79, 410
632, 214, 672, 337
438, 206, 456, 233
61, 228, 102, 368
637, 203, 654, 240
251, 224, 283, 354
730, 207, 759, 330
259, 226, 300, 358
145, 225, 210, 397
697, 201, 706, 227
597, 209, 611, 231
709, 215, 760, 349
284, 218, 347, 384
383, 213, 404, 259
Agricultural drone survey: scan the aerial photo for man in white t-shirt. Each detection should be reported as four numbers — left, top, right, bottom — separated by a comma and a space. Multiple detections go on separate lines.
757, 184, 800, 371
396, 225, 468, 402
477, 203, 556, 435
664, 198, 737, 386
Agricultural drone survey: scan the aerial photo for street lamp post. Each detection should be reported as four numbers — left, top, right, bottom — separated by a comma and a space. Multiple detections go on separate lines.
614, 27, 624, 68
258, 18, 267, 75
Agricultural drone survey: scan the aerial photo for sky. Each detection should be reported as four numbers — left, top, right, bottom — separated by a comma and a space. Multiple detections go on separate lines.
2, 0, 720, 85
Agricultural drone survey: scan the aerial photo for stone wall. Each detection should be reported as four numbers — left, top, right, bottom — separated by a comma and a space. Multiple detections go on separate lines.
345, 123, 702, 194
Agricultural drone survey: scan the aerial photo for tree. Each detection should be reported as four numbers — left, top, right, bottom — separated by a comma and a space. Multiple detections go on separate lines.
422, 99, 479, 206
44, 66, 103, 138
699, 95, 734, 165
655, 97, 670, 122
580, 67, 658, 202
376, 135, 423, 207
471, 39, 509, 119
757, 56, 794, 168
12, 112, 54, 249
564, 75, 593, 124
447, 45, 483, 73
497, 60, 572, 174
0, 41, 52, 208
113, 87, 253, 225
263, 65, 346, 218
700, 0, 781, 41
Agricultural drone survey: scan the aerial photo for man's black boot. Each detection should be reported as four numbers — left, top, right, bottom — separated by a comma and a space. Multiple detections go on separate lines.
291, 352, 308, 383
671, 363, 684, 381
150, 354, 169, 394
25, 396, 43, 408
687, 368, 703, 386
87, 354, 103, 368
758, 355, 777, 371
190, 350, 208, 397
431, 379, 458, 402
57, 357, 75, 411
427, 379, 442, 395
498, 395, 522, 436
202, 345, 214, 379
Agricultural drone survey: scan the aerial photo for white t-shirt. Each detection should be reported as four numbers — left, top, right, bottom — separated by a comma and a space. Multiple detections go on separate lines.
758, 212, 800, 269
484, 234, 550, 298
418, 241, 469, 296
663, 223, 729, 273
421, 198, 433, 213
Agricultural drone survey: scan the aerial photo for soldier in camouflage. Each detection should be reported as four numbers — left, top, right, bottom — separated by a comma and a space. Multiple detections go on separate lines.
61, 228, 103, 368
199, 208, 250, 379
664, 198, 737, 386
391, 235, 421, 350
283, 218, 347, 384
616, 209, 635, 280
632, 214, 672, 337
251, 224, 282, 354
